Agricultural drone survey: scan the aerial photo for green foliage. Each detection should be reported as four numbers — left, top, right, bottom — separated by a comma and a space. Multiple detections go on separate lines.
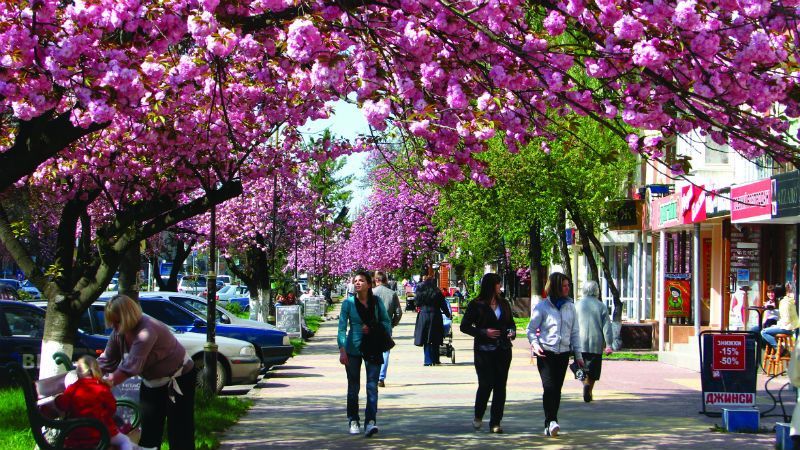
0, 384, 252, 450
290, 338, 305, 356
0, 388, 34, 450
434, 113, 638, 277
9, 221, 28, 239
163, 392, 253, 450
225, 302, 243, 314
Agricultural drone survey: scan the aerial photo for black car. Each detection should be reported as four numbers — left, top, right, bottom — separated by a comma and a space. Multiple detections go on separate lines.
0, 301, 95, 378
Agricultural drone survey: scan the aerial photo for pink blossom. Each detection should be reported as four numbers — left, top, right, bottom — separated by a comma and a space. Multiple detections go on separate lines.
543, 11, 567, 36
614, 15, 644, 41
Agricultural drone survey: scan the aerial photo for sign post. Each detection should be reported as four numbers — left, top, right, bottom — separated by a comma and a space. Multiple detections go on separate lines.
699, 330, 758, 416
275, 305, 302, 338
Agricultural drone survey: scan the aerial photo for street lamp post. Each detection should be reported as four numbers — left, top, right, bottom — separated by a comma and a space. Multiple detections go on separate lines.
204, 203, 218, 395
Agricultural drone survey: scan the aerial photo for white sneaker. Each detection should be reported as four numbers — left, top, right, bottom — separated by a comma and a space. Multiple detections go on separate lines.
349, 420, 361, 435
548, 421, 560, 437
364, 420, 379, 437
472, 418, 482, 430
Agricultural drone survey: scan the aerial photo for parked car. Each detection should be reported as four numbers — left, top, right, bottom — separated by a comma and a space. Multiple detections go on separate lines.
0, 300, 101, 379
20, 280, 42, 299
30, 301, 260, 392
217, 275, 232, 285
178, 275, 207, 295
217, 284, 249, 302
99, 293, 293, 370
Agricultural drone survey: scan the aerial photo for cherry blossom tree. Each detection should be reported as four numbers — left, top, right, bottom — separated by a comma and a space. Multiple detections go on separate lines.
335, 159, 440, 274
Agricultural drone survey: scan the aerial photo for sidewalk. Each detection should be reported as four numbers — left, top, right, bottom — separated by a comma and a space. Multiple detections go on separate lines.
220, 307, 780, 449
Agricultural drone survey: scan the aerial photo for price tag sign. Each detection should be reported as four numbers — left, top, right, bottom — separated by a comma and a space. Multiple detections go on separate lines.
712, 334, 746, 371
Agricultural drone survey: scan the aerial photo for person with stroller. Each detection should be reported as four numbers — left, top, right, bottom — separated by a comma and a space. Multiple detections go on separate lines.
527, 272, 583, 438
413, 276, 451, 366
56, 355, 134, 450
460, 273, 515, 433
337, 270, 392, 437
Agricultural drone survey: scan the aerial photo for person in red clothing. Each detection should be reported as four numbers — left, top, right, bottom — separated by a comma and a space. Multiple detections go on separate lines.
56, 355, 133, 450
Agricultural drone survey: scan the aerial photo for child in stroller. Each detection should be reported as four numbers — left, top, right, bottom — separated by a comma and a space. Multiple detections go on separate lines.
439, 300, 456, 364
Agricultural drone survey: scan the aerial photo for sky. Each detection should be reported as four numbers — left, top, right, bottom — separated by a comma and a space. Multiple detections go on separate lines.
299, 99, 371, 216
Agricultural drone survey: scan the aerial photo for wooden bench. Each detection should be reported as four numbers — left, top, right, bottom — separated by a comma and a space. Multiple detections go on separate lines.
6, 353, 140, 450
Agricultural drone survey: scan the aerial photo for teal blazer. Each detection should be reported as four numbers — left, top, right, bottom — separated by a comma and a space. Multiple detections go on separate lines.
338, 296, 392, 356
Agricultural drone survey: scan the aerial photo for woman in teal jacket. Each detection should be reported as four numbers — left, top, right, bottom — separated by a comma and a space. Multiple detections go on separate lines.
338, 270, 392, 438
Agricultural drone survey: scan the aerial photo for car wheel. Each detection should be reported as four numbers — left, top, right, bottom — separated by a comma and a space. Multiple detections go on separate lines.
193, 355, 229, 393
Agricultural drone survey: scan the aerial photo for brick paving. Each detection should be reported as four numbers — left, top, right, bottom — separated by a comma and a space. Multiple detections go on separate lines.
219, 306, 784, 449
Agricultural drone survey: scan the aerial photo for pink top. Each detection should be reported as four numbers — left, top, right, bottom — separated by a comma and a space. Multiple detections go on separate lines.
98, 315, 192, 385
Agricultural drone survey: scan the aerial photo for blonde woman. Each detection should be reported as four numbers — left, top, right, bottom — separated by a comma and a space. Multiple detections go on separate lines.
98, 294, 195, 450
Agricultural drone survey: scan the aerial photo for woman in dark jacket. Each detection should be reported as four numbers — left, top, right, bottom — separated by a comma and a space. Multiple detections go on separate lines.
413, 277, 451, 366
460, 273, 515, 433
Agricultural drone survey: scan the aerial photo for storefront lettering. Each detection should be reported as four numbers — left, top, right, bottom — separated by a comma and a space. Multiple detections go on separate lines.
660, 201, 677, 224
732, 190, 769, 211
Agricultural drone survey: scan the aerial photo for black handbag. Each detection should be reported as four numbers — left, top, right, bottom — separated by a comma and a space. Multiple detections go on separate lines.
358, 297, 395, 359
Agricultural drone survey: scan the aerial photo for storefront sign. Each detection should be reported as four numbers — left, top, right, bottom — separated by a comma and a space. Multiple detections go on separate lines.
664, 273, 691, 317
606, 200, 642, 230
681, 185, 707, 223
650, 193, 684, 230
700, 332, 757, 411
731, 179, 772, 222
772, 171, 800, 218
712, 334, 746, 371
706, 187, 731, 218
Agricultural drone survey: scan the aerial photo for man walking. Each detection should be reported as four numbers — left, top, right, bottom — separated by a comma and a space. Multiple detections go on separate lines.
575, 280, 613, 402
373, 271, 403, 387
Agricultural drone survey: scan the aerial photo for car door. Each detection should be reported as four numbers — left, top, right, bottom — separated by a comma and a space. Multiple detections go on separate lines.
0, 303, 44, 370
139, 300, 201, 333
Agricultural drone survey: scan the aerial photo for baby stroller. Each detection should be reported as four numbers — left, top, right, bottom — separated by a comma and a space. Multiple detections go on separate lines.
438, 301, 456, 364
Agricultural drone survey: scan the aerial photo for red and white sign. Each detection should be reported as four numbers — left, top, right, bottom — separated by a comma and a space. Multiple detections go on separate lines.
681, 185, 707, 224
731, 179, 772, 222
704, 392, 755, 406
712, 334, 746, 371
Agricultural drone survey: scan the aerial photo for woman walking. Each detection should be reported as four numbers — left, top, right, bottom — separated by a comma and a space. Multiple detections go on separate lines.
337, 270, 392, 437
460, 273, 515, 433
413, 277, 452, 365
527, 272, 583, 437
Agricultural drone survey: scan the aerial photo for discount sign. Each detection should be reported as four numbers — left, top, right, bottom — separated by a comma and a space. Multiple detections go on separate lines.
712, 334, 746, 371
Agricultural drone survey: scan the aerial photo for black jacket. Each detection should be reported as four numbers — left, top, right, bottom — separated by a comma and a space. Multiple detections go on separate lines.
413, 281, 451, 346
460, 299, 516, 351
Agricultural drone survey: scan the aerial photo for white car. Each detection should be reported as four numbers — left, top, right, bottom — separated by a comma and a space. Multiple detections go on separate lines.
33, 301, 261, 393
217, 284, 249, 303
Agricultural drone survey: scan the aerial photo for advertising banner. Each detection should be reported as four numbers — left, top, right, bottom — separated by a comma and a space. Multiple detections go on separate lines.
650, 193, 684, 231
700, 332, 758, 413
681, 185, 707, 224
664, 273, 691, 317
731, 179, 772, 222
772, 170, 800, 218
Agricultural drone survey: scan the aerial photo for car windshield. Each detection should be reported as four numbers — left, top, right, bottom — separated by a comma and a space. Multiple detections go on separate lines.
0, 279, 21, 289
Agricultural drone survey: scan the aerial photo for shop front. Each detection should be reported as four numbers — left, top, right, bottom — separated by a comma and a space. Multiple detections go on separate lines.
727, 173, 799, 331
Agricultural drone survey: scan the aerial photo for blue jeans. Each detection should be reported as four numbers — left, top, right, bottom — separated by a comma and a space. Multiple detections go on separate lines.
423, 344, 439, 365
345, 353, 380, 423
761, 326, 793, 348
379, 329, 392, 381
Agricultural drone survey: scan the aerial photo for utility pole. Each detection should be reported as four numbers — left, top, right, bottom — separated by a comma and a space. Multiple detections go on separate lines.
204, 204, 218, 395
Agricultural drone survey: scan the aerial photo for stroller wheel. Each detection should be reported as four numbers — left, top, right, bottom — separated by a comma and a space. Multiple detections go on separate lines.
451, 349, 456, 364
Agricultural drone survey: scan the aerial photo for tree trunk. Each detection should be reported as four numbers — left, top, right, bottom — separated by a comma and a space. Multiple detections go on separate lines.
155, 239, 193, 291
529, 220, 544, 311
226, 244, 270, 322
556, 209, 573, 296
567, 208, 600, 283
118, 243, 141, 301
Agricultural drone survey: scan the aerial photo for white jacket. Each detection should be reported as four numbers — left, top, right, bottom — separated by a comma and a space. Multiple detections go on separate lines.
527, 297, 583, 361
